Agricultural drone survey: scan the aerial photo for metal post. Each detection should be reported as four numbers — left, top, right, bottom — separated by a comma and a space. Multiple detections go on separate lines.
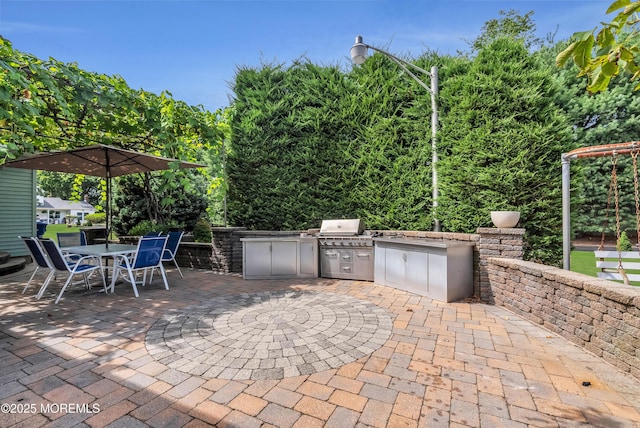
431, 66, 440, 232
105, 148, 111, 249
222, 136, 228, 228
350, 37, 441, 231
562, 154, 571, 270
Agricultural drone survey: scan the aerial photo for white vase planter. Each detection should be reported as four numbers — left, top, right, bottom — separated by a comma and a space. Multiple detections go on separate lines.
491, 211, 520, 228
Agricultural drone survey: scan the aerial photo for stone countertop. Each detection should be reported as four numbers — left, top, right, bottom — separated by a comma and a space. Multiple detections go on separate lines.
240, 235, 318, 242
373, 236, 476, 248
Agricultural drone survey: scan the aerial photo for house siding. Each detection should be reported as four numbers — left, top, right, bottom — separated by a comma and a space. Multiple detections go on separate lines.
0, 168, 36, 256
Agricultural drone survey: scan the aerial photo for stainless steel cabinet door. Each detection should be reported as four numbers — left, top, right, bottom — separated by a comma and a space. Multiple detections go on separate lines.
271, 241, 297, 275
244, 241, 273, 277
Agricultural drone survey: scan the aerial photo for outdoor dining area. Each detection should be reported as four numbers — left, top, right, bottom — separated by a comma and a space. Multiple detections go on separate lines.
19, 230, 184, 304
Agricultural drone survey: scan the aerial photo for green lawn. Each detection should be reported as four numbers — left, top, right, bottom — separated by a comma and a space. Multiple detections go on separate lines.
41, 223, 117, 242
570, 251, 598, 278
41, 223, 80, 240
572, 250, 640, 286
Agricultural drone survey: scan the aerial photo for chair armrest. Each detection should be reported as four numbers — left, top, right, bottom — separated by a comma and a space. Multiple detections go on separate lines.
64, 254, 81, 263
113, 253, 135, 268
72, 254, 103, 266
162, 249, 175, 258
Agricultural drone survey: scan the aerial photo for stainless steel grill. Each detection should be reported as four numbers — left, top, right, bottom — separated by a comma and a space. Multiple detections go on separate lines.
318, 219, 374, 281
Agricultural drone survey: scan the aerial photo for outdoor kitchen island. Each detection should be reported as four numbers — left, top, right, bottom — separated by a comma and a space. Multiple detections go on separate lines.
373, 237, 474, 302
241, 236, 318, 279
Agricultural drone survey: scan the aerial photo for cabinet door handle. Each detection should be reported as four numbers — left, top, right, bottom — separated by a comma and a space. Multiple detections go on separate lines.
402, 253, 407, 261
342, 255, 351, 260
356, 253, 370, 258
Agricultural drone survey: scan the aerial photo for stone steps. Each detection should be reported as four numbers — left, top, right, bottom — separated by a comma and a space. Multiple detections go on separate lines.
0, 251, 27, 276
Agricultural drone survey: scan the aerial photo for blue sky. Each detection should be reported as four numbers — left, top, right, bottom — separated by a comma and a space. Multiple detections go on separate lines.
1, 1, 609, 112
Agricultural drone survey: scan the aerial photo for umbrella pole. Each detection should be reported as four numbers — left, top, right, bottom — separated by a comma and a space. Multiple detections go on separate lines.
106, 149, 111, 249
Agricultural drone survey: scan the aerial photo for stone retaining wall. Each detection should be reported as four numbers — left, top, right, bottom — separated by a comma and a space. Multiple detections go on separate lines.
486, 257, 640, 380
209, 227, 246, 273
476, 227, 525, 302
175, 242, 218, 271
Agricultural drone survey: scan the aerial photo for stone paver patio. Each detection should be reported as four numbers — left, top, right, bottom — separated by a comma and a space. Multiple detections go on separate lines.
1, 265, 640, 427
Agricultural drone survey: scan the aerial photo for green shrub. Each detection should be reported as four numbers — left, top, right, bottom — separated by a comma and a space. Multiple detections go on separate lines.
128, 220, 158, 236
85, 213, 106, 224
193, 218, 212, 243
618, 231, 634, 252
158, 220, 184, 234
112, 174, 207, 236
128, 219, 185, 236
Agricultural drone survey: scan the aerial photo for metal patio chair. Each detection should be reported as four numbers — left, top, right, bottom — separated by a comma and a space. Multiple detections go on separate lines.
38, 238, 106, 304
19, 236, 55, 296
57, 231, 87, 247
159, 230, 184, 278
57, 231, 88, 263
110, 236, 169, 298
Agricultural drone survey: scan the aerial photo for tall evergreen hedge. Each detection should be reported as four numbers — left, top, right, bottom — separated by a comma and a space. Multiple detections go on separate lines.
342, 53, 434, 230
227, 61, 359, 230
227, 40, 576, 265
437, 38, 573, 264
228, 55, 445, 232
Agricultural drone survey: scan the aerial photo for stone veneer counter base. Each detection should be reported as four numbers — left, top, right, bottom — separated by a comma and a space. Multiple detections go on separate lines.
145, 290, 394, 380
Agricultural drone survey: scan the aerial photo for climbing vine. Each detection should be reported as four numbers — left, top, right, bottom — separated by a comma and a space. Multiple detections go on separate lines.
0, 36, 227, 227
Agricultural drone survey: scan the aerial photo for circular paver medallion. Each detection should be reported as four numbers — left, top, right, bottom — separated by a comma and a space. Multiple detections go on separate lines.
145, 290, 394, 380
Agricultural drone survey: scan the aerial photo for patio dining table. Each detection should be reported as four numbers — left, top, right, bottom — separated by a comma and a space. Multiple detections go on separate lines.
62, 243, 137, 292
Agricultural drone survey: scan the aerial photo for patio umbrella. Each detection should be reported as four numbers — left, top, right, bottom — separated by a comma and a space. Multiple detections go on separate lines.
3, 144, 205, 247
